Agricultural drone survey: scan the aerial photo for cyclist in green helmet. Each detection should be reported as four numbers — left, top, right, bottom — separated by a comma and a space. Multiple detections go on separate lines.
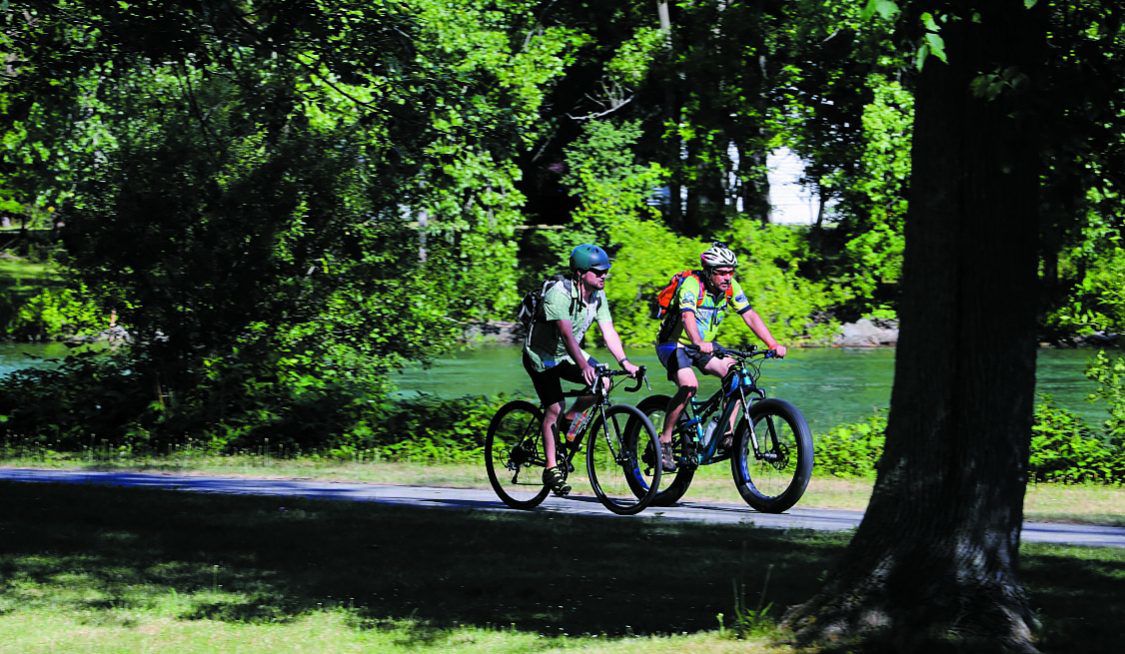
654, 242, 787, 472
523, 244, 641, 496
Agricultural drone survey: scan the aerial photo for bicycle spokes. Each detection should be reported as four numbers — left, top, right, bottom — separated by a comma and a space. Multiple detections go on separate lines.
485, 401, 551, 509
586, 405, 662, 515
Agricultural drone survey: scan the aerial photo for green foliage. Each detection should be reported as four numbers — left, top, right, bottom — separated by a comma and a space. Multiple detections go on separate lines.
724, 574, 777, 640
815, 398, 1124, 484
1048, 213, 1125, 336
559, 120, 666, 246
1030, 396, 1124, 484
0, 346, 503, 461
10, 285, 102, 341
1086, 351, 1125, 447
841, 76, 913, 308
814, 411, 888, 478
359, 395, 503, 464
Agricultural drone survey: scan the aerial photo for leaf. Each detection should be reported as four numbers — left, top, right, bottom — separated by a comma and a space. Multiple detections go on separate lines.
1024, 0, 1038, 8
862, 0, 899, 21
920, 12, 939, 33
914, 43, 930, 72
924, 32, 947, 64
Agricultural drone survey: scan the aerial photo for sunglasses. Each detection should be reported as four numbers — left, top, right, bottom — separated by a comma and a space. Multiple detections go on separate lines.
587, 268, 609, 277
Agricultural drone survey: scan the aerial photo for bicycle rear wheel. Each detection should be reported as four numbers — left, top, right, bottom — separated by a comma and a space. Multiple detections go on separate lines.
635, 394, 695, 506
586, 404, 662, 515
485, 400, 551, 510
730, 398, 813, 513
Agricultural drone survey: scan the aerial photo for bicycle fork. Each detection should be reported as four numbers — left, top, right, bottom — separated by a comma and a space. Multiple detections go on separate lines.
732, 386, 780, 462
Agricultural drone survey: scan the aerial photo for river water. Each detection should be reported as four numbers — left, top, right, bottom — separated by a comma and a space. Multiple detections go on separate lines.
0, 343, 1108, 432
393, 345, 1109, 431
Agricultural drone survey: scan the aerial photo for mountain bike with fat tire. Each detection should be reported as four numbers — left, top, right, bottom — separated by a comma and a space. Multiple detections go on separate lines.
484, 366, 663, 516
637, 346, 813, 513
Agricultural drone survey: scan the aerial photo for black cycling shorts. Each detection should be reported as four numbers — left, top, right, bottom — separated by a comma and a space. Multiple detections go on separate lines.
522, 351, 599, 406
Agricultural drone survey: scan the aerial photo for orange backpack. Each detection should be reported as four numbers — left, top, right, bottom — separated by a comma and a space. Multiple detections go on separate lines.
652, 269, 732, 320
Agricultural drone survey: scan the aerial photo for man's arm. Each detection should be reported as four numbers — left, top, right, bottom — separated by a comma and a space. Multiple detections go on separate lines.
555, 319, 597, 385
741, 309, 787, 357
598, 320, 640, 378
681, 309, 713, 354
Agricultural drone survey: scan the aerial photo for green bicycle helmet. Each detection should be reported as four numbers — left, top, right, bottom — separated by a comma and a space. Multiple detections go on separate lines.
569, 244, 612, 273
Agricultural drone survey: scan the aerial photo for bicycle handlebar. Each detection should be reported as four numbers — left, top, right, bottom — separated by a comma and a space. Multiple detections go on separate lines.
592, 364, 648, 393
714, 345, 777, 360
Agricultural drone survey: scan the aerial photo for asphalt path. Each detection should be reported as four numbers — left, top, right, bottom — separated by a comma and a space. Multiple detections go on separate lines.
3, 467, 1124, 548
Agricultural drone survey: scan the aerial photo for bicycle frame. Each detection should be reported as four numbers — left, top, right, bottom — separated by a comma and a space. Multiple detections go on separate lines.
676, 350, 770, 466
554, 366, 648, 471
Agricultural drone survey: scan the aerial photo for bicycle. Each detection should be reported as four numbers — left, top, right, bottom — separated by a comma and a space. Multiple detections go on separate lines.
637, 346, 813, 512
484, 365, 663, 516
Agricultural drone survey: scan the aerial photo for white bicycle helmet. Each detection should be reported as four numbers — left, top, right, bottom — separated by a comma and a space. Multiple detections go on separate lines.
700, 242, 737, 269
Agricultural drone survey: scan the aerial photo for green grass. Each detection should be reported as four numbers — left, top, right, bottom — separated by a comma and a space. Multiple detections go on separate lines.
0, 483, 1122, 653
4, 453, 1123, 526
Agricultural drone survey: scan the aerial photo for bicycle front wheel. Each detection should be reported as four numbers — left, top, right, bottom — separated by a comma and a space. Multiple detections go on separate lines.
485, 400, 551, 510
585, 404, 662, 515
731, 398, 813, 513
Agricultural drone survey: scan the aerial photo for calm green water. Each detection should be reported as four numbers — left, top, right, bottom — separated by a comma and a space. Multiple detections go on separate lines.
0, 343, 1107, 432
393, 345, 1109, 431
0, 342, 72, 378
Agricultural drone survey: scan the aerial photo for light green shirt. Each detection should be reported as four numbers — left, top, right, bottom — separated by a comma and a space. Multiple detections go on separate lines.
524, 280, 612, 372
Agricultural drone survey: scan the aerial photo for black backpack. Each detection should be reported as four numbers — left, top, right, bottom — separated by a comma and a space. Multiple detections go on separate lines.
517, 275, 605, 345
516, 275, 570, 340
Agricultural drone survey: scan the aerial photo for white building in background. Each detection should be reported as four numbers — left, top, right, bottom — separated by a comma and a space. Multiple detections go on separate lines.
650, 146, 824, 225
767, 147, 821, 225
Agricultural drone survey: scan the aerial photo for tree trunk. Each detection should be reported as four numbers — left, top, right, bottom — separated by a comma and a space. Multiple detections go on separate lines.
784, 3, 1046, 652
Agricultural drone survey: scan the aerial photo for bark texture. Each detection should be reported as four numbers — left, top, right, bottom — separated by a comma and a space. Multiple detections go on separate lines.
784, 3, 1047, 652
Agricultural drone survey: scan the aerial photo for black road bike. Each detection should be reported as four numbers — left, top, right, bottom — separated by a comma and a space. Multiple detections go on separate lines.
637, 346, 813, 512
485, 366, 663, 515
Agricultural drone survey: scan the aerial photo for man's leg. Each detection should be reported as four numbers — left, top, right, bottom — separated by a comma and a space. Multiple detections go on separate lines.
541, 399, 565, 470
701, 356, 738, 444
662, 368, 698, 444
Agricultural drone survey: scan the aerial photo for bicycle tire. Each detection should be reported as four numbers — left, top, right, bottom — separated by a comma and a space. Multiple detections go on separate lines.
730, 398, 813, 513
485, 400, 551, 510
585, 404, 662, 515
634, 394, 696, 506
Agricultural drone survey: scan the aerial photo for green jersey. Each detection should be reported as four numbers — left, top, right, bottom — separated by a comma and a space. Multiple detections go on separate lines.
658, 275, 752, 345
524, 280, 611, 372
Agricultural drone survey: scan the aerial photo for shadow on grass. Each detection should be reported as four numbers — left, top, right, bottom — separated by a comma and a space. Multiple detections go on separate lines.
0, 482, 1122, 652
0, 482, 839, 637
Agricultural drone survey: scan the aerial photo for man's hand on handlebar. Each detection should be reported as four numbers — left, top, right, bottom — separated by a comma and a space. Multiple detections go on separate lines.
621, 360, 641, 378
580, 361, 598, 387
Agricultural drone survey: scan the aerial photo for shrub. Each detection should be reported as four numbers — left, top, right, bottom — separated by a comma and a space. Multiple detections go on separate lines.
9, 285, 103, 341
813, 398, 1124, 484
814, 411, 887, 478
1030, 396, 1123, 484
1086, 350, 1125, 447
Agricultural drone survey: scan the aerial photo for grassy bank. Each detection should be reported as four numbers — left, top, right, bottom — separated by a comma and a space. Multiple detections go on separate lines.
1, 482, 1122, 653
2, 454, 1123, 526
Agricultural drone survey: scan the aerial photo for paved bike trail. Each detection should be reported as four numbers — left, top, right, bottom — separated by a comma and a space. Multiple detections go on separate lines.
3, 467, 1123, 548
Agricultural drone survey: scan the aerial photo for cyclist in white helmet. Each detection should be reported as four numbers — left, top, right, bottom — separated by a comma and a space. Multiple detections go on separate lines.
653, 242, 787, 472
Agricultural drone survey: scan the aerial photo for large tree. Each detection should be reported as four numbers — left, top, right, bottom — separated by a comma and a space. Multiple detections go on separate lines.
784, 1, 1048, 651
